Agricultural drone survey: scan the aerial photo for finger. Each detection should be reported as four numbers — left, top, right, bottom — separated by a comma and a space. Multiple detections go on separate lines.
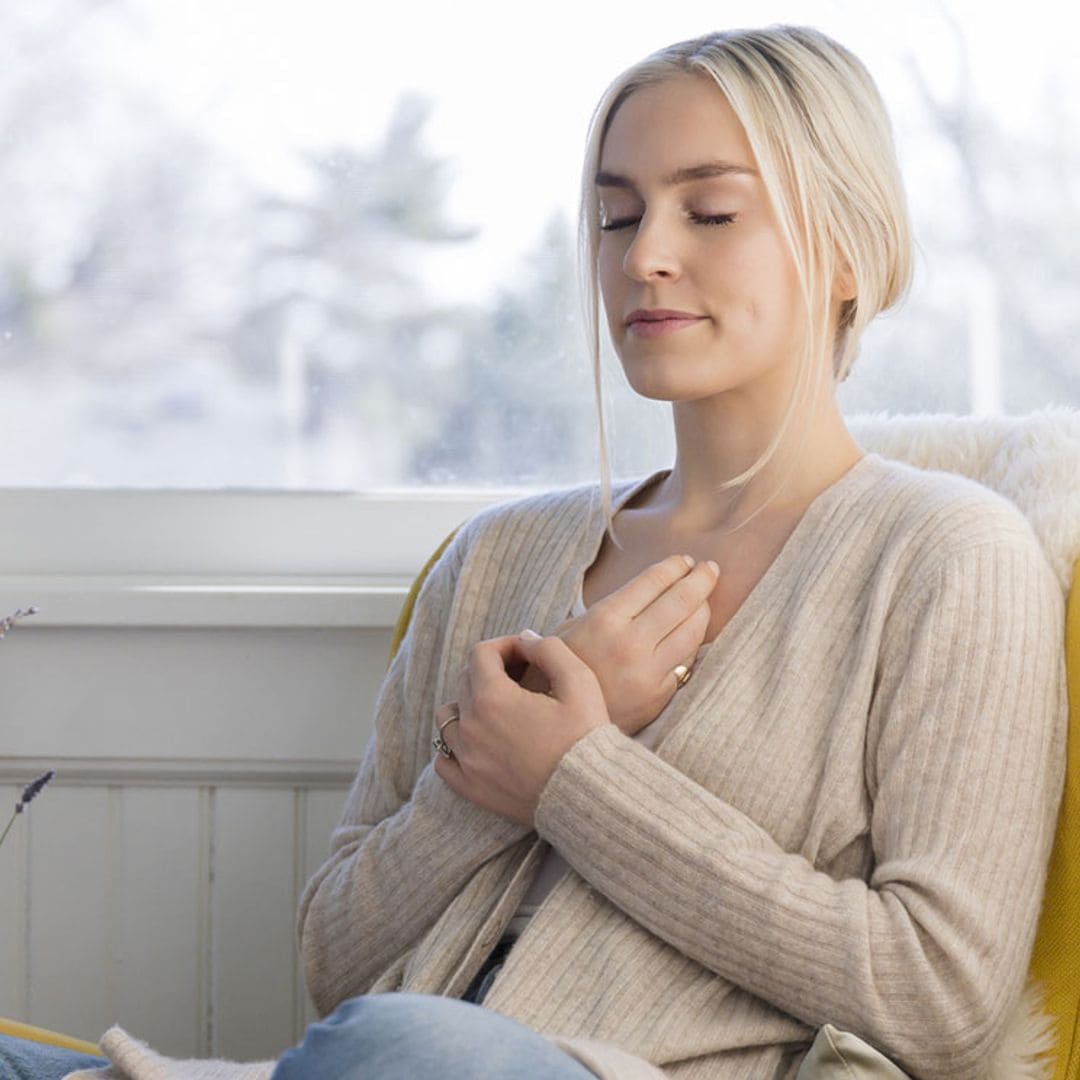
462, 637, 539, 721
633, 560, 719, 645
654, 598, 711, 668
434, 700, 459, 728
594, 554, 698, 620
468, 635, 533, 689
433, 744, 465, 788
433, 701, 462, 754
516, 630, 595, 703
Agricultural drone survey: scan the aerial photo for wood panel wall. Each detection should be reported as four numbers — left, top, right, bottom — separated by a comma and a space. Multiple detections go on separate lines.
0, 623, 392, 1060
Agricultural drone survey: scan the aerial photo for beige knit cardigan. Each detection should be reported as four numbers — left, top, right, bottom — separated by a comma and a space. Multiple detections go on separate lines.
71, 453, 1067, 1080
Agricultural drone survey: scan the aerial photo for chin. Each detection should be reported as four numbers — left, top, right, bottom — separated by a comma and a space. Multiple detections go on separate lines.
619, 360, 736, 403
619, 347, 787, 404
623, 379, 717, 403
619, 367, 678, 400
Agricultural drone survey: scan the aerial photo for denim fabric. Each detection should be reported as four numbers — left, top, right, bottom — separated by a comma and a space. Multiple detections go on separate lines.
0, 1034, 107, 1080
271, 992, 597, 1080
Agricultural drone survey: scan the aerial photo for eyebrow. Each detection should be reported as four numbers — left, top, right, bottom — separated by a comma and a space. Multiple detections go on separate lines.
595, 162, 757, 189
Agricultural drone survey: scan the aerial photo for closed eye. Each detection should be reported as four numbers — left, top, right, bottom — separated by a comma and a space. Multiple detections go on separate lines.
599, 212, 737, 231
599, 218, 636, 232
690, 212, 736, 227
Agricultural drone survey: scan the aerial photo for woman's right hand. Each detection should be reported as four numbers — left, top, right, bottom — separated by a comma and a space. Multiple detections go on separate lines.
521, 555, 719, 736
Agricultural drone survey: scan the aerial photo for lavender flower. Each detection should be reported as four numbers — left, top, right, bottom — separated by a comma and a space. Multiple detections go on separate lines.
0, 770, 55, 851
0, 608, 50, 854
0, 605, 39, 639
16, 769, 55, 813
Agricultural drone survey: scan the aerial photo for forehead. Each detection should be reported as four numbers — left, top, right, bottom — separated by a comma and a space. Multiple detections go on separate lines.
599, 74, 757, 180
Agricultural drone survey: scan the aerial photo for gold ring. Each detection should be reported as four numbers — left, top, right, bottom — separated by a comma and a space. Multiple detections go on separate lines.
432, 732, 453, 758
673, 663, 692, 688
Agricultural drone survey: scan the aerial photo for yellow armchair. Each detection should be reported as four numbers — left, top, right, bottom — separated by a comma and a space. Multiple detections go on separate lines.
1030, 557, 1080, 1077
0, 1016, 100, 1056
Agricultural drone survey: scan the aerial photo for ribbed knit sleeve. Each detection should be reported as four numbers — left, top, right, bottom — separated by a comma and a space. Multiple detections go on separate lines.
297, 523, 531, 1015
533, 534, 1066, 1080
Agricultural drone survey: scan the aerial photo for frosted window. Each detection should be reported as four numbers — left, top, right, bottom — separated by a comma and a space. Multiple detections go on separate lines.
1, 1, 1076, 488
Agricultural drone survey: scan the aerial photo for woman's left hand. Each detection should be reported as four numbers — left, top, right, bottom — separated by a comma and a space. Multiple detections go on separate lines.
433, 630, 611, 827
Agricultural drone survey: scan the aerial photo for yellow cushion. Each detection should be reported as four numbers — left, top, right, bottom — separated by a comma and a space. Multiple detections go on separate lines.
1029, 557, 1080, 1080
388, 527, 459, 664
0, 1015, 100, 1055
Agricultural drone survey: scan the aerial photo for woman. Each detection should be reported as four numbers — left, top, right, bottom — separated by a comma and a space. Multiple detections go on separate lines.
279, 23, 1065, 1080
3, 23, 1065, 1080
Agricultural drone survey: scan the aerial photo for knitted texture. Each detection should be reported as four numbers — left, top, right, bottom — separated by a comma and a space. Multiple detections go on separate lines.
297, 453, 1067, 1080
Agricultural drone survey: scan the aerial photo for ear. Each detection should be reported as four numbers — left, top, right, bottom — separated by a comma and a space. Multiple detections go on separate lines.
832, 255, 857, 302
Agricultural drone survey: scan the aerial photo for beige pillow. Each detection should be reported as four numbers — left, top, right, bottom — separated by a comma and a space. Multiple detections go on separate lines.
796, 1025, 911, 1079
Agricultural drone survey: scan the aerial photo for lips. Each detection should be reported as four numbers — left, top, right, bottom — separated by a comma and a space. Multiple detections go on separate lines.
625, 309, 707, 338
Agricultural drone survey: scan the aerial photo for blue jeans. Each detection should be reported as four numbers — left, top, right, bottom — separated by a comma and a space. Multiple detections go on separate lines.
0, 999, 595, 1080
0, 1034, 107, 1079
272, 993, 597, 1080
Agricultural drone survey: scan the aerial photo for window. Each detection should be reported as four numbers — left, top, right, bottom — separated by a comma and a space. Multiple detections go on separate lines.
1, 0, 1076, 496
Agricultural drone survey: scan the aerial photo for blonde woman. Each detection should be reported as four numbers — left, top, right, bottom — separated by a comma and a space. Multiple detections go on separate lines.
4, 23, 1064, 1080
279, 24, 1064, 1080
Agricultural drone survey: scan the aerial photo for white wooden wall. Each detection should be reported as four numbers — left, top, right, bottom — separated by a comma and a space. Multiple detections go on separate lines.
0, 620, 395, 1061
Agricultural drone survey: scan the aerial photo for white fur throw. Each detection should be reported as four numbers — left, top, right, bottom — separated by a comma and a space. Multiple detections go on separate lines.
849, 408, 1080, 594
985, 983, 1059, 1080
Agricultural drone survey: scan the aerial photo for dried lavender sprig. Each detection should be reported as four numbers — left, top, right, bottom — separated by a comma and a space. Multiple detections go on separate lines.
0, 606, 39, 639
17, 769, 55, 812
0, 769, 56, 852
0, 613, 49, 853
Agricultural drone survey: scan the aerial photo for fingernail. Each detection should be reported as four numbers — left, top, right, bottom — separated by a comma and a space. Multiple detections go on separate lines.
682, 554, 695, 568
520, 629, 542, 641
706, 560, 720, 575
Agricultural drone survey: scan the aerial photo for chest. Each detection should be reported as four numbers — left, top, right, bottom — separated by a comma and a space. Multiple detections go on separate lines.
581, 532, 790, 645
577, 529, 883, 866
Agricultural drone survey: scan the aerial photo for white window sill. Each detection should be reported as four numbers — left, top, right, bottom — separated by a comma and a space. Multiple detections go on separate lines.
0, 486, 533, 628
0, 487, 520, 577
0, 574, 412, 628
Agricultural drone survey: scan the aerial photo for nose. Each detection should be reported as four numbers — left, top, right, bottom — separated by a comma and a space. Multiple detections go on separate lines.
621, 212, 681, 282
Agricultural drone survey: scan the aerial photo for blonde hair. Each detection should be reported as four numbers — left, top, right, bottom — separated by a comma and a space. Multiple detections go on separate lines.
579, 25, 913, 526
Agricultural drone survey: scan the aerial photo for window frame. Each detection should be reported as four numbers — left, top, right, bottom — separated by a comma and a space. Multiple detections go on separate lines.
0, 488, 520, 629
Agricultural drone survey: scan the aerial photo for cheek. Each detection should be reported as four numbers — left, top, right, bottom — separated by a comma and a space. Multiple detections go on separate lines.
716, 237, 801, 328
742, 299, 763, 324
598, 244, 621, 289
598, 249, 626, 322
736, 290, 801, 338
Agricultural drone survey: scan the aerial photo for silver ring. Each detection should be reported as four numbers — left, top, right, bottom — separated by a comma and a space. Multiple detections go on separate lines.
438, 704, 461, 735
433, 704, 460, 758
673, 663, 692, 689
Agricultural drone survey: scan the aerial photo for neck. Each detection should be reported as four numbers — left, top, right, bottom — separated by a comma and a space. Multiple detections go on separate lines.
649, 383, 863, 536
